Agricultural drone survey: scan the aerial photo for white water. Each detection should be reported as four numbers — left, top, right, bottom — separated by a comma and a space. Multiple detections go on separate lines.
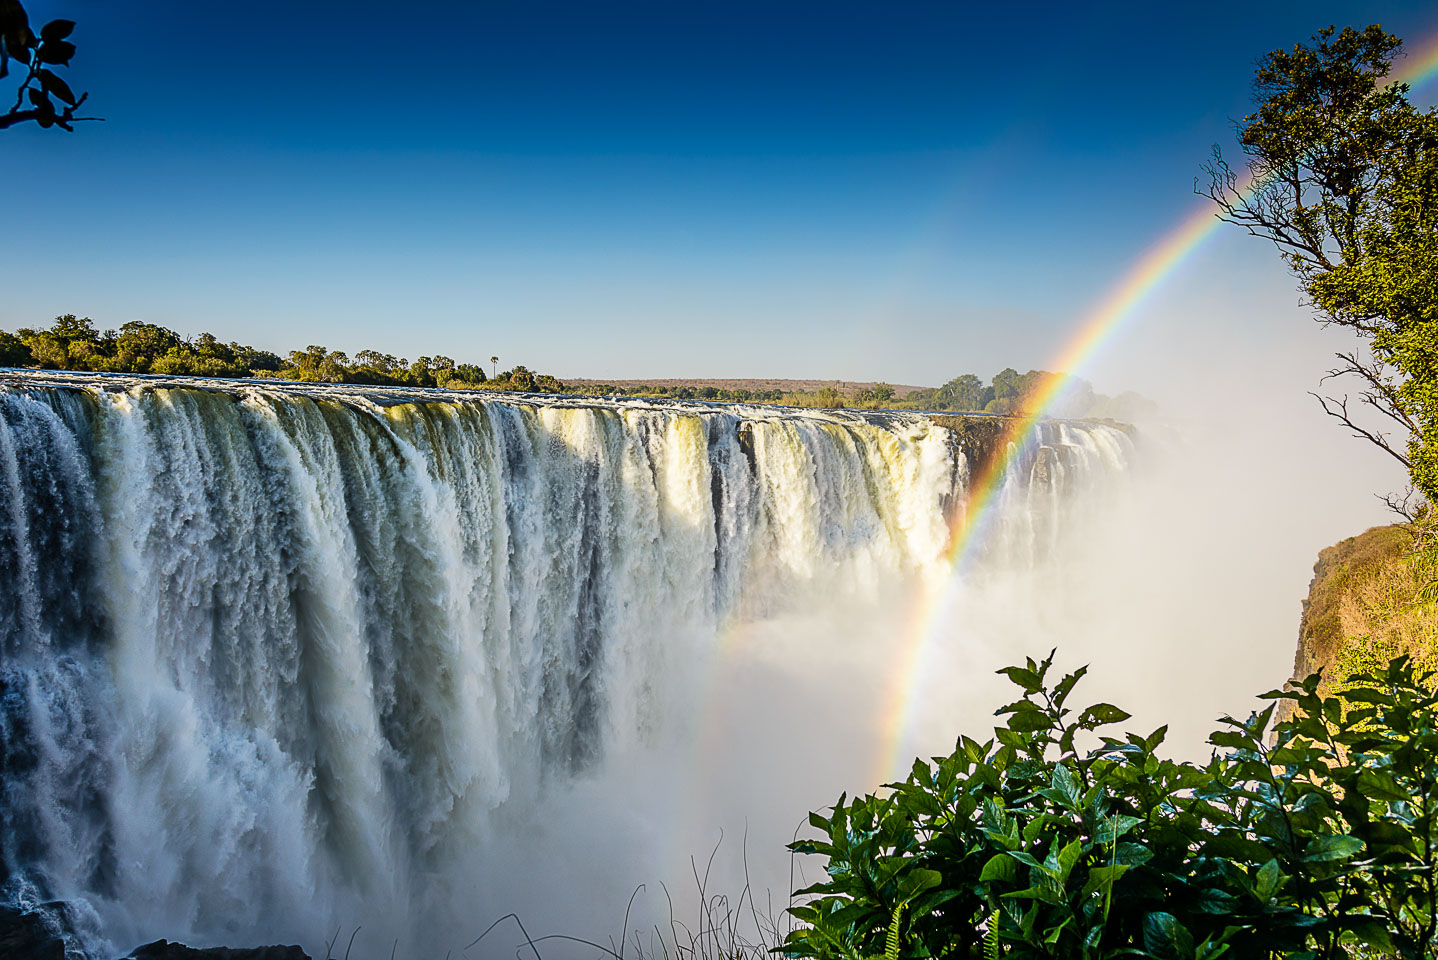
0, 373, 1130, 957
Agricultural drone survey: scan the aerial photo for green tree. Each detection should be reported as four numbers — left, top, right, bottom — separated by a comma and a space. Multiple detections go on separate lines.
1206, 25, 1438, 505
1, 0, 96, 131
114, 321, 182, 372
508, 365, 535, 391
937, 374, 988, 411
0, 329, 30, 366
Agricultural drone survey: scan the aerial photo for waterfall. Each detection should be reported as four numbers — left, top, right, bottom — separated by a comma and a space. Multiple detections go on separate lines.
0, 372, 1131, 956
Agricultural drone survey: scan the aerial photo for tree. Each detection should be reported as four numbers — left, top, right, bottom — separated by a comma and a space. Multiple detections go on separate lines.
0, 329, 29, 366
1205, 25, 1438, 504
937, 374, 988, 411
1, 0, 96, 131
491, 355, 499, 380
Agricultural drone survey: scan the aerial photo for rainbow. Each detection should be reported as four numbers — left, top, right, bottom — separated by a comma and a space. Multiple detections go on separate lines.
870, 26, 1438, 783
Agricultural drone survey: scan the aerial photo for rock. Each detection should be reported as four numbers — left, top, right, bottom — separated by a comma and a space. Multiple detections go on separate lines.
930, 414, 1011, 470
0, 904, 67, 960
127, 941, 312, 960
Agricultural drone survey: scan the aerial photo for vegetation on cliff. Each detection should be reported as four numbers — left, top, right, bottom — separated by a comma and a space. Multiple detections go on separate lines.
1294, 524, 1438, 697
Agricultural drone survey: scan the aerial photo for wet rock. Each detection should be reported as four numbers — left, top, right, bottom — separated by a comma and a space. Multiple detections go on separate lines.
127, 941, 311, 960
0, 904, 66, 960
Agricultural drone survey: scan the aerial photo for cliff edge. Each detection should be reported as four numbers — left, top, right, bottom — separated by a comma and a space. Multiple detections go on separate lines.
1291, 523, 1437, 691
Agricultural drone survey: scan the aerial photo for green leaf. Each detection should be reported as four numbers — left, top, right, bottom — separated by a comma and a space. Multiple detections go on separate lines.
1050, 765, 1080, 807
1079, 863, 1129, 898
1001, 884, 1063, 904
897, 868, 942, 901
979, 853, 1018, 884
1355, 769, 1408, 802
1079, 703, 1131, 727
1208, 731, 1251, 751
1254, 859, 1282, 903
1143, 912, 1195, 960
1301, 834, 1364, 862
1052, 838, 1083, 883
997, 666, 1042, 693
1007, 707, 1054, 732
1052, 665, 1088, 708
1344, 915, 1394, 951
1113, 842, 1153, 866
1094, 815, 1143, 844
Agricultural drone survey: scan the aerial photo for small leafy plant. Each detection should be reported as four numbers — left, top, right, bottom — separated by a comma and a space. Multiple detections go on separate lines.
783, 652, 1438, 959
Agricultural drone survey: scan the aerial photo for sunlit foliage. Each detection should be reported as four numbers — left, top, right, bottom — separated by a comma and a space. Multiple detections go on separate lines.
1208, 25, 1438, 504
787, 652, 1438, 959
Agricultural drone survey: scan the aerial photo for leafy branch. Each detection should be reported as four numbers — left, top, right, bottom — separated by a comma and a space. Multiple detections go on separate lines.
1, 1, 99, 131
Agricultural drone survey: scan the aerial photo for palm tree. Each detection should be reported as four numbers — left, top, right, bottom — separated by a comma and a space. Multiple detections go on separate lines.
491, 355, 499, 380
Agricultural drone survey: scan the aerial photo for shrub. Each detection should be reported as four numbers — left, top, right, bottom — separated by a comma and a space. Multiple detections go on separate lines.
785, 651, 1438, 959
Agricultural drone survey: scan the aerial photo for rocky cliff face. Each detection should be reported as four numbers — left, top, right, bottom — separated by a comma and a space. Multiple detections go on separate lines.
928, 414, 1136, 476
1291, 523, 1436, 693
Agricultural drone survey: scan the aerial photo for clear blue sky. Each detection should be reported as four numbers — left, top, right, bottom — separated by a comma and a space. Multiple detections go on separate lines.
4, 0, 1436, 386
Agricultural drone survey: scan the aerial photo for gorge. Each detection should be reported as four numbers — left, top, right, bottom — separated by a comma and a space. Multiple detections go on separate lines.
0, 372, 1133, 957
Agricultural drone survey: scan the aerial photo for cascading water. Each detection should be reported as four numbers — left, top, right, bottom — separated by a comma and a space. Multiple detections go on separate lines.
0, 371, 1131, 957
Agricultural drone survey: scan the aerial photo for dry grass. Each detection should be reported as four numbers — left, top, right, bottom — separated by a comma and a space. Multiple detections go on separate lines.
1293, 523, 1438, 693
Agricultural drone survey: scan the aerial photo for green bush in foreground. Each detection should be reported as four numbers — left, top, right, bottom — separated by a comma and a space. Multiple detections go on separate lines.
785, 652, 1438, 960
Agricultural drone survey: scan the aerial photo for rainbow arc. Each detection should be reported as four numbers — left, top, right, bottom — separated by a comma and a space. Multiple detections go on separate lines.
871, 27, 1438, 782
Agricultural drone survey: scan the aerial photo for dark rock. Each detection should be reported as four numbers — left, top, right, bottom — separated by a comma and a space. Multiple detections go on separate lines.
127, 941, 311, 960
930, 414, 1012, 472
0, 904, 67, 960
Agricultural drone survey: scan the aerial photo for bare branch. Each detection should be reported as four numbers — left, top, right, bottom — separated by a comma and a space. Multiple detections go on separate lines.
1311, 392, 1413, 468
1378, 485, 1426, 522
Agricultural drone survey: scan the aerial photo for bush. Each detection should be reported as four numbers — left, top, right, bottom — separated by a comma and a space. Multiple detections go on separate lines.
785, 651, 1438, 959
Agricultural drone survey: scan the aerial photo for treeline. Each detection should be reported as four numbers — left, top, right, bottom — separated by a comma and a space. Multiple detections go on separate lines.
901, 367, 1152, 420
0, 315, 1153, 421
0, 315, 564, 392
579, 382, 788, 402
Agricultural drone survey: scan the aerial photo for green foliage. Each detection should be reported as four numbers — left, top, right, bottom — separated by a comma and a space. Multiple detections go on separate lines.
0, 314, 571, 392
935, 375, 991, 413
1, 0, 95, 131
1209, 25, 1438, 503
903, 371, 1136, 420
1330, 633, 1438, 702
785, 651, 1438, 959
858, 383, 897, 407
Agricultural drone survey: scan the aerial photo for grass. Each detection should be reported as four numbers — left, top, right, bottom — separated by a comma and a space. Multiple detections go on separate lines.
1294, 522, 1438, 696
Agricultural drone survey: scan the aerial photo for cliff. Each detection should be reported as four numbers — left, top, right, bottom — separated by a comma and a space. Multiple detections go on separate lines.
929, 414, 1136, 478
1291, 523, 1438, 693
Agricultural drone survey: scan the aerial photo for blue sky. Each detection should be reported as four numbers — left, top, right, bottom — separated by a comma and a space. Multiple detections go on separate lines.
4, 0, 1437, 387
